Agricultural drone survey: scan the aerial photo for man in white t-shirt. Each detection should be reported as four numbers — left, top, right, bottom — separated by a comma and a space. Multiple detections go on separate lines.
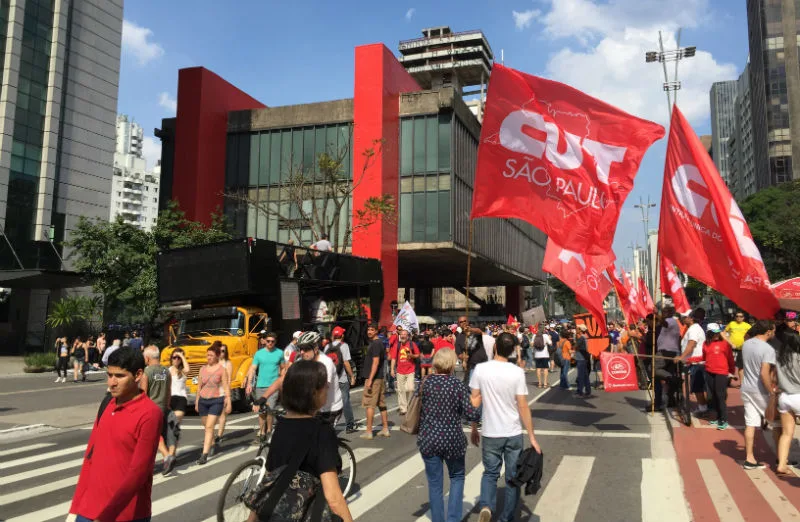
284, 331, 301, 364
311, 234, 332, 252
676, 308, 708, 414
470, 332, 541, 522
298, 342, 343, 419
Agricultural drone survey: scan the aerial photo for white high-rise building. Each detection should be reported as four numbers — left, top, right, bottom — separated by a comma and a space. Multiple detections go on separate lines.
110, 115, 160, 231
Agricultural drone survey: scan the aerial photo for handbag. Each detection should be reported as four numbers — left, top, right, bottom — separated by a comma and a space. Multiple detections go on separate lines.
765, 392, 780, 423
243, 420, 339, 522
400, 378, 425, 435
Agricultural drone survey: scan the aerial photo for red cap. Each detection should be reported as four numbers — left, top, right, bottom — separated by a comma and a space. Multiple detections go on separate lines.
332, 326, 346, 338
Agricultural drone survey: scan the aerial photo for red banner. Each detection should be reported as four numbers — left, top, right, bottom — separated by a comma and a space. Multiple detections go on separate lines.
544, 240, 614, 337
622, 269, 644, 322
607, 264, 635, 324
599, 352, 639, 392
658, 106, 779, 318
470, 64, 665, 255
660, 257, 691, 314
639, 277, 655, 315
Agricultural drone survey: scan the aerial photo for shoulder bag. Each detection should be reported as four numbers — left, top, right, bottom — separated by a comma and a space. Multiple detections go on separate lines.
400, 377, 426, 435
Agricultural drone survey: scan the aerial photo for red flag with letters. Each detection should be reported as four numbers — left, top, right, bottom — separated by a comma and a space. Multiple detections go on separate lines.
543, 239, 614, 336
622, 270, 644, 322
660, 257, 691, 314
638, 277, 655, 315
658, 106, 779, 318
471, 64, 665, 255
608, 264, 636, 324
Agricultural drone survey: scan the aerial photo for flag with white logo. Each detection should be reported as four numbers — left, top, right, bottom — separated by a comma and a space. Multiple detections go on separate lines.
638, 277, 655, 316
542, 239, 614, 336
607, 264, 636, 324
471, 64, 665, 255
658, 106, 778, 318
393, 301, 419, 332
660, 256, 691, 314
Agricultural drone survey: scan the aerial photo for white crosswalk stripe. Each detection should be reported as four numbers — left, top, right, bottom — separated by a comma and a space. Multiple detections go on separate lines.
533, 456, 594, 521
641, 458, 692, 522
0, 442, 55, 457
697, 459, 745, 522
0, 443, 86, 470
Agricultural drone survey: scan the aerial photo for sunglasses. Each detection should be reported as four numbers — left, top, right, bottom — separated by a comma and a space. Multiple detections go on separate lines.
221, 350, 227, 354
171, 355, 181, 360
265, 339, 276, 343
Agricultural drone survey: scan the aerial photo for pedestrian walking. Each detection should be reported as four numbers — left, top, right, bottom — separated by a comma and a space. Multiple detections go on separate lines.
557, 329, 572, 390
361, 323, 391, 440
418, 348, 481, 522
216, 343, 234, 445
741, 320, 779, 469
102, 339, 121, 367
246, 332, 284, 444
469, 332, 541, 522
574, 325, 591, 397
55, 337, 69, 383
141, 345, 179, 475
96, 333, 107, 365
71, 337, 87, 382
532, 327, 550, 388
702, 323, 736, 430
326, 326, 357, 433
247, 360, 353, 522
163, 347, 188, 475
391, 328, 420, 415
773, 311, 800, 475
458, 316, 490, 384
69, 347, 163, 522
129, 331, 143, 352
195, 341, 231, 465
675, 308, 708, 415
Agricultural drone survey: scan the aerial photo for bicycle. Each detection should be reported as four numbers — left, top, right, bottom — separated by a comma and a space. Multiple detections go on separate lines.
216, 405, 357, 522
675, 361, 694, 427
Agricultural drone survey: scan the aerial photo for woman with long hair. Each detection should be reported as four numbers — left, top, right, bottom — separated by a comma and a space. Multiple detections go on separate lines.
215, 343, 234, 447
194, 341, 231, 465
70, 337, 86, 382
161, 347, 188, 475
775, 316, 800, 476
55, 337, 70, 383
247, 360, 353, 522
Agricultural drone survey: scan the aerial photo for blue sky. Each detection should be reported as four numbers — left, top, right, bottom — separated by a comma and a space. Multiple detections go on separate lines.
119, 0, 749, 269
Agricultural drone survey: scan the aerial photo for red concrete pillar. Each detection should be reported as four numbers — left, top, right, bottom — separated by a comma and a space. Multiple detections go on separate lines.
351, 44, 420, 325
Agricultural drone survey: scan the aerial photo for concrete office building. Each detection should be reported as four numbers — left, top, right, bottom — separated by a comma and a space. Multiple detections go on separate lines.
710, 80, 738, 185
729, 63, 757, 200
110, 115, 160, 231
746, 0, 800, 188
0, 0, 123, 351
157, 27, 546, 323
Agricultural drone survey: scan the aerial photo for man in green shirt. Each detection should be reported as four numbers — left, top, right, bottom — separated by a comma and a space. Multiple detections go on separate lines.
246, 331, 285, 443
142, 345, 177, 473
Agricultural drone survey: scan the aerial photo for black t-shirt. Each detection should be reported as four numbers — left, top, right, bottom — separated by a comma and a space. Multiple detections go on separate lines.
266, 417, 339, 476
362, 339, 385, 380
455, 333, 466, 356
280, 245, 295, 264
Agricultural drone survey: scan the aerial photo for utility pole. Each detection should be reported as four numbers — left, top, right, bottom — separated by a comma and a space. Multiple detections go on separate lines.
634, 197, 657, 292
645, 29, 696, 119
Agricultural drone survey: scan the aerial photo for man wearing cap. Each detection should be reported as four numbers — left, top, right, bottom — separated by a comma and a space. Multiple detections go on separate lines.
246, 331, 284, 444
675, 308, 708, 415
284, 331, 301, 364
574, 325, 591, 397
327, 326, 357, 433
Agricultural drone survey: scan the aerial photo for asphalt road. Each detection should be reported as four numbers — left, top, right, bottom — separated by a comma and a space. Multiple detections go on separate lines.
0, 367, 686, 522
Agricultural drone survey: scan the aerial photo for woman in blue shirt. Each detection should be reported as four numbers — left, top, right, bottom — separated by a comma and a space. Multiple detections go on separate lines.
418, 348, 482, 522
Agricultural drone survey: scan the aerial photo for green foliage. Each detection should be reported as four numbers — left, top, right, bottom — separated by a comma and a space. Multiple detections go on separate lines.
24, 352, 56, 368
67, 201, 232, 332
45, 296, 101, 329
740, 180, 800, 281
547, 277, 582, 316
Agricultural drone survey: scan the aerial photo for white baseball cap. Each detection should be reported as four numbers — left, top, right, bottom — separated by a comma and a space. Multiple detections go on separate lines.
292, 331, 302, 339
706, 323, 722, 333
680, 309, 692, 317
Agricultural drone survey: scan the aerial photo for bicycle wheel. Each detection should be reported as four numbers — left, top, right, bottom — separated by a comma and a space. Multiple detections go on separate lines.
679, 370, 693, 427
337, 440, 356, 498
217, 459, 264, 522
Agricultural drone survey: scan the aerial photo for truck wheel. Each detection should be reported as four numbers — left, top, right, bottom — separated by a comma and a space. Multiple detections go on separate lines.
231, 388, 250, 413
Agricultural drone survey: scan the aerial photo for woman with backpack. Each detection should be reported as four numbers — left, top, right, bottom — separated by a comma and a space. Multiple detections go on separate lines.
532, 328, 551, 388
246, 360, 353, 522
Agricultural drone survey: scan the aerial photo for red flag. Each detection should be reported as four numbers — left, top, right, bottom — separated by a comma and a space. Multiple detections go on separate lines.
542, 239, 614, 335
638, 277, 655, 315
658, 106, 779, 318
608, 264, 635, 324
660, 257, 691, 314
471, 64, 665, 255
622, 270, 644, 322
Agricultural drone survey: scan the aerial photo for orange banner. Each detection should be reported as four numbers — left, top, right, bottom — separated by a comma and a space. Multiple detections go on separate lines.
573, 312, 609, 357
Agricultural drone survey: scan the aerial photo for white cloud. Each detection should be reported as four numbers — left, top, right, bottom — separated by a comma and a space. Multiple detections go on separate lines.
122, 20, 164, 66
142, 136, 162, 171
405, 8, 415, 20
158, 92, 177, 113
512, 9, 540, 30
524, 0, 733, 127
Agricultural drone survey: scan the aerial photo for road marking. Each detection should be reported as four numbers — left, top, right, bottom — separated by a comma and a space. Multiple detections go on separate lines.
697, 459, 745, 522
0, 381, 107, 396
342, 447, 382, 471
641, 458, 692, 522
0, 442, 54, 457
744, 468, 800, 520
533, 456, 594, 522
413, 458, 488, 522
0, 443, 86, 470
349, 453, 424, 519
0, 456, 84, 486
5, 445, 248, 522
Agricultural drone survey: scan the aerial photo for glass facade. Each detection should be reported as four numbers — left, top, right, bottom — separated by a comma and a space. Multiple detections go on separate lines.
5, 0, 54, 268
225, 123, 353, 245
0, 0, 10, 74
398, 114, 451, 243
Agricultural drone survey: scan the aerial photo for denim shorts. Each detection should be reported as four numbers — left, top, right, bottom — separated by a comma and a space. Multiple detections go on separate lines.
197, 396, 225, 416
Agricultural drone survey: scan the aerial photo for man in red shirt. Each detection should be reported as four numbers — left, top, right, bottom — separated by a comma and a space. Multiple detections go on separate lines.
70, 347, 163, 522
703, 323, 737, 430
390, 328, 420, 415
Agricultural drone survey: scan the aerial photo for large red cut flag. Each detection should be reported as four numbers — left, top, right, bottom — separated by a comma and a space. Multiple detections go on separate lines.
658, 106, 779, 318
638, 277, 655, 315
660, 256, 691, 314
622, 270, 645, 322
607, 264, 635, 324
542, 239, 614, 335
471, 64, 665, 255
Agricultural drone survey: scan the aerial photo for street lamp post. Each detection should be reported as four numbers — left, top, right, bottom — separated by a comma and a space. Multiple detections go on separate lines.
634, 197, 657, 293
645, 29, 696, 119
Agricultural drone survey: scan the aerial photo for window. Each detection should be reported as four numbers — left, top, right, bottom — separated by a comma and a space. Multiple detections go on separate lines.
401, 114, 451, 176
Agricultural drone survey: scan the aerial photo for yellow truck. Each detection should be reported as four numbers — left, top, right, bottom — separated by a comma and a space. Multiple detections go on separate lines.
156, 238, 383, 411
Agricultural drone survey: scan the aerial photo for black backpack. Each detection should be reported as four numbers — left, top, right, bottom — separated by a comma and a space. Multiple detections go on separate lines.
325, 343, 345, 378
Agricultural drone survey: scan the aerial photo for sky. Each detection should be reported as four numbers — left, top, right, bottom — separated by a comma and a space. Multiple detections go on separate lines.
118, 0, 750, 271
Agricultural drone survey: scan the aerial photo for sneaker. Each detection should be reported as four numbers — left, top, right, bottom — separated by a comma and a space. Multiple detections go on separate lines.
708, 419, 719, 426
162, 455, 176, 476
743, 461, 766, 470
345, 425, 358, 434
197, 453, 208, 465
716, 421, 729, 430
377, 429, 391, 438
693, 406, 708, 415
479, 507, 492, 522
54, 377, 61, 383
360, 431, 374, 440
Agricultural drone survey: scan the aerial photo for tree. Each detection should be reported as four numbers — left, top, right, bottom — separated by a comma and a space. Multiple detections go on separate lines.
67, 201, 231, 338
740, 180, 800, 281
224, 135, 395, 253
547, 277, 582, 316
45, 296, 102, 338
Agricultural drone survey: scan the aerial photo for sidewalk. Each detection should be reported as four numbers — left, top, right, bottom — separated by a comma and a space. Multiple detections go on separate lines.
0, 356, 26, 376
672, 386, 800, 521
